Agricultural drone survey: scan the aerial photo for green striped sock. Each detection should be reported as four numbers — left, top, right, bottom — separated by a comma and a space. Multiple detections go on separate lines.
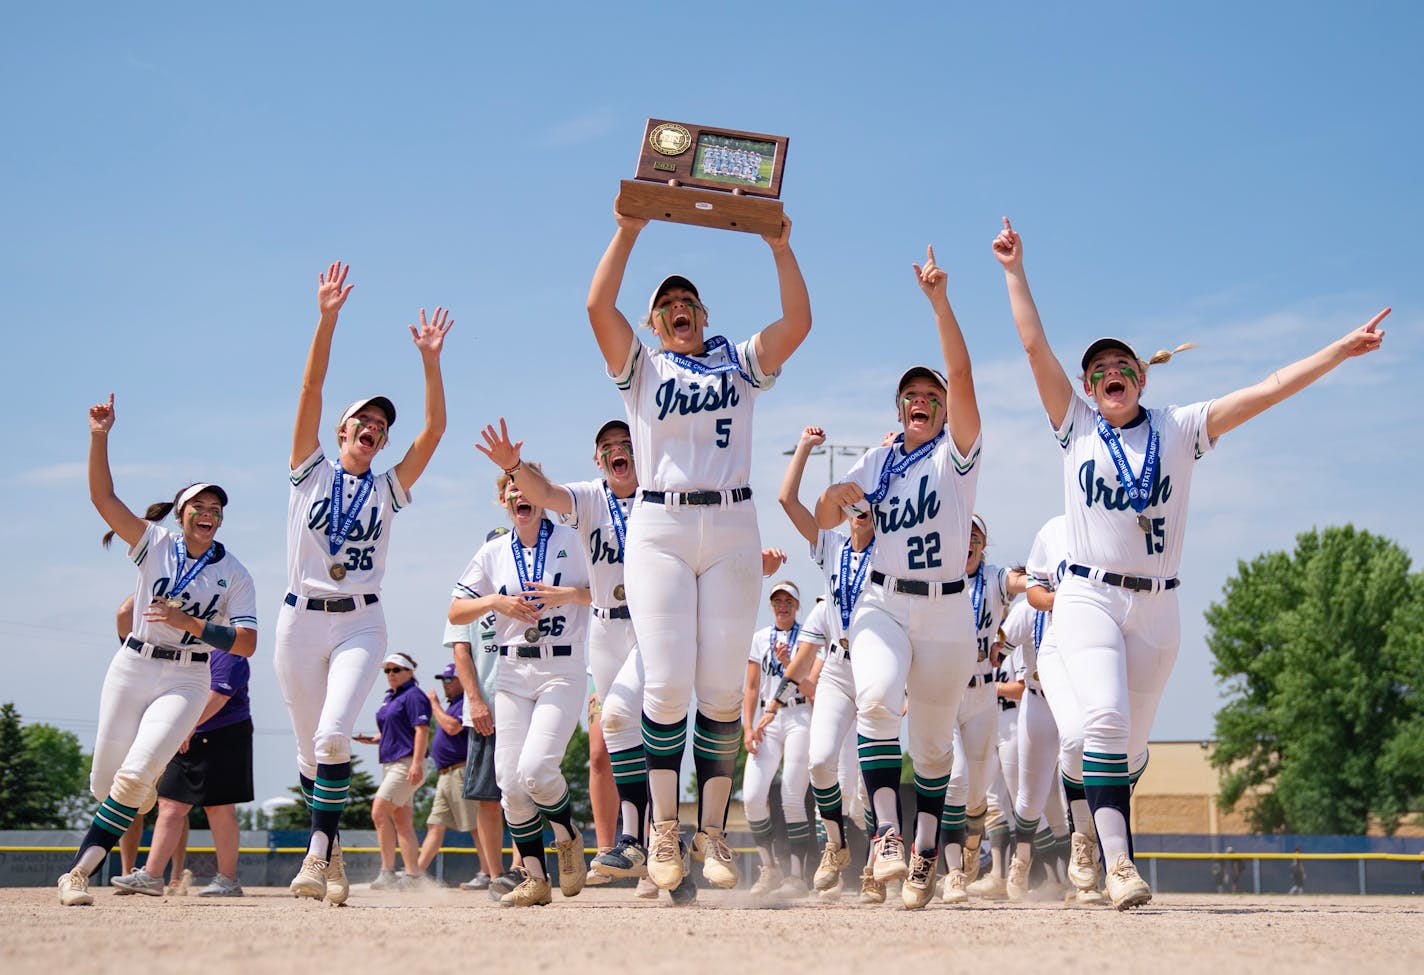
92, 796, 138, 838
1083, 751, 1130, 788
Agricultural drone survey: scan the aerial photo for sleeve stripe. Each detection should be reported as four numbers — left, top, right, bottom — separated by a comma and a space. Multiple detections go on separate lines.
229, 616, 258, 626
131, 540, 149, 566
611, 342, 641, 389
953, 444, 981, 476
454, 584, 480, 599
291, 455, 325, 486
387, 472, 406, 511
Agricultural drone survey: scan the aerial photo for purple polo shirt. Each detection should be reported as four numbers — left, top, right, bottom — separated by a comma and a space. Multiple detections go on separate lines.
195, 649, 251, 733
429, 694, 469, 770
376, 678, 432, 764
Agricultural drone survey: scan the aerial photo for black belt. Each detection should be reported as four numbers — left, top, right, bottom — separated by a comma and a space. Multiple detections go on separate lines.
870, 571, 967, 597
125, 635, 208, 663
761, 696, 807, 709
967, 671, 995, 688
498, 645, 573, 658
1068, 564, 1178, 593
592, 606, 631, 620
641, 487, 752, 506
1028, 686, 1042, 697
285, 592, 380, 613
999, 699, 1017, 711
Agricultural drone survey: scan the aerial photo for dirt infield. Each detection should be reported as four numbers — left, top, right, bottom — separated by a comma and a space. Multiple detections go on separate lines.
4, 886, 1421, 974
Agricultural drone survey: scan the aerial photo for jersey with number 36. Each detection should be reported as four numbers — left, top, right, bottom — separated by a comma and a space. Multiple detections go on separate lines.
287, 449, 409, 598
1054, 397, 1213, 578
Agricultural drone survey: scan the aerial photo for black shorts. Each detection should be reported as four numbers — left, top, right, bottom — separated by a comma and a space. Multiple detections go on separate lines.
462, 729, 500, 802
158, 718, 254, 807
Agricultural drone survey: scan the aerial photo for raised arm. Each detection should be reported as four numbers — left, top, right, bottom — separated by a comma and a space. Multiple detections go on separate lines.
292, 262, 353, 470
814, 481, 865, 530
587, 209, 646, 375
87, 394, 146, 548
392, 307, 454, 493
475, 418, 573, 517
993, 219, 1073, 429
1206, 308, 1388, 440
914, 245, 980, 455
778, 426, 825, 545
751, 215, 812, 376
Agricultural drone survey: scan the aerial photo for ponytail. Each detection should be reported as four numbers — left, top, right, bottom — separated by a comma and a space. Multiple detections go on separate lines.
1144, 343, 1197, 369
101, 490, 181, 548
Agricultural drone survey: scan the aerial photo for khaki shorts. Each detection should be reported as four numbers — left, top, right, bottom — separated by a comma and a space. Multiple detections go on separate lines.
427, 765, 481, 831
375, 757, 423, 807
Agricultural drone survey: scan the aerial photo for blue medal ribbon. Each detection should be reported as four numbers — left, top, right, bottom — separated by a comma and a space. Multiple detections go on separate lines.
512, 518, 553, 609
863, 431, 945, 505
1033, 610, 1046, 650
661, 335, 752, 383
970, 564, 987, 625
771, 622, 801, 674
837, 537, 874, 631
328, 462, 375, 557
169, 535, 218, 603
602, 481, 629, 561
1095, 412, 1159, 514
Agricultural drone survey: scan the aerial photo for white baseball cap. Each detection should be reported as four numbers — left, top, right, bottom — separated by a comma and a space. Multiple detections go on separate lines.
176, 482, 228, 510
647, 274, 700, 317
340, 395, 396, 427
970, 513, 988, 541
897, 366, 948, 396
769, 580, 800, 603
383, 652, 416, 671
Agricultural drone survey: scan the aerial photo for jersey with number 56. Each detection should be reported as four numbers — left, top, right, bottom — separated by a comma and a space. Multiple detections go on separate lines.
287, 448, 409, 598
1054, 397, 1213, 578
451, 520, 590, 650
841, 434, 980, 582
611, 336, 777, 492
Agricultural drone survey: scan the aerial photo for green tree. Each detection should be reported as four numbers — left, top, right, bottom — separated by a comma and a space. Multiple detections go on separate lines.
21, 722, 91, 828
1207, 526, 1424, 833
269, 756, 381, 830
0, 704, 55, 828
561, 722, 593, 830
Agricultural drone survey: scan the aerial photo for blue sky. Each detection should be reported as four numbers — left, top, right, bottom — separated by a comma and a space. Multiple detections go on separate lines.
3, 3, 1419, 807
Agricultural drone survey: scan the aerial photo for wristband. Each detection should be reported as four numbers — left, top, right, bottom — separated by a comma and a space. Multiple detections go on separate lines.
200, 622, 237, 651
773, 677, 800, 707
503, 461, 522, 476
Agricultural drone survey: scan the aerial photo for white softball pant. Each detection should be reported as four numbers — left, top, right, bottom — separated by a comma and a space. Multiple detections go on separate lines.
1033, 624, 1087, 782
850, 583, 977, 779
947, 679, 998, 811
809, 655, 865, 819
495, 650, 586, 825
623, 499, 762, 724
589, 615, 644, 755
91, 646, 209, 809
984, 705, 1019, 827
273, 599, 386, 779
1014, 687, 1063, 828
1049, 577, 1178, 769
743, 703, 811, 824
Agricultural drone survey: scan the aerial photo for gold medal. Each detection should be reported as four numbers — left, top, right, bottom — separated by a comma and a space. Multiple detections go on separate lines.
524, 626, 541, 644
613, 583, 626, 602
165, 597, 184, 609
329, 563, 347, 581
1137, 514, 1152, 534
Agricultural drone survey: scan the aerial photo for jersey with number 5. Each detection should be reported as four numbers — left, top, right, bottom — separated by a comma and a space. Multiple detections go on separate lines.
287, 448, 409, 598
611, 336, 777, 492
842, 433, 980, 582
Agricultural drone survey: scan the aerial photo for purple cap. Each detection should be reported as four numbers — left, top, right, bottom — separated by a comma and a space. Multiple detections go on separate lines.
437, 662, 458, 680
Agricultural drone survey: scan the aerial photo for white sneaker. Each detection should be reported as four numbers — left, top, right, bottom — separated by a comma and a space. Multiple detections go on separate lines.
941, 867, 969, 904
58, 867, 93, 906
859, 866, 887, 904
196, 873, 243, 897
962, 834, 983, 884
111, 868, 164, 897
692, 827, 738, 889
289, 855, 328, 900
1105, 854, 1152, 911
1006, 854, 1030, 902
1065, 886, 1108, 907
633, 875, 660, 900
324, 848, 349, 905
367, 868, 399, 891
901, 850, 937, 910
966, 871, 1008, 900
647, 820, 685, 890
554, 838, 586, 897
819, 874, 845, 900
749, 863, 784, 896
813, 840, 851, 891
1069, 832, 1100, 889
871, 828, 908, 883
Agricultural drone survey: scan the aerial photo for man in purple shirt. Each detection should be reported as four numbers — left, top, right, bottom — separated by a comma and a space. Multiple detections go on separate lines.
112, 647, 255, 897
417, 663, 486, 877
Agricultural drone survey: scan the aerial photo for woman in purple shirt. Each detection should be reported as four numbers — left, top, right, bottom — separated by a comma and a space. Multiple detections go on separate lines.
354, 652, 432, 889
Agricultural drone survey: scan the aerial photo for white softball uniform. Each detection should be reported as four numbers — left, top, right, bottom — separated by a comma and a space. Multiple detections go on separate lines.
1003, 598, 1062, 833
947, 562, 1013, 814
612, 335, 777, 724
742, 623, 811, 826
985, 646, 1024, 822
94, 523, 258, 809
1051, 397, 1214, 763
843, 432, 981, 777
1025, 515, 1086, 783
800, 600, 867, 825
452, 520, 590, 825
559, 479, 644, 754
274, 449, 409, 777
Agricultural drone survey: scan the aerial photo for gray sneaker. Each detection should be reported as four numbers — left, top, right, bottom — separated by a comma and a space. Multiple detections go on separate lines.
196, 873, 244, 897
460, 871, 491, 891
487, 868, 522, 902
368, 868, 399, 890
111, 868, 164, 896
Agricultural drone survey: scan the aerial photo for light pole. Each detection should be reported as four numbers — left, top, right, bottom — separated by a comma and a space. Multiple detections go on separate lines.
782, 442, 874, 484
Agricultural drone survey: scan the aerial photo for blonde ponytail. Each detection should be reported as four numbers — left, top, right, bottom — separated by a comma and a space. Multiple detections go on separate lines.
1145, 343, 1196, 368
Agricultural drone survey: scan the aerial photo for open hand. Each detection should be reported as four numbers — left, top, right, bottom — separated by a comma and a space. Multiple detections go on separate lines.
318, 262, 354, 317
495, 593, 541, 625
475, 418, 523, 471
410, 307, 454, 358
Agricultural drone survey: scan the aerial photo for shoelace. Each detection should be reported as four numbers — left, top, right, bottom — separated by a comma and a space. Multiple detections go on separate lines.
651, 829, 681, 862
909, 856, 934, 883
703, 832, 733, 863
879, 832, 904, 860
